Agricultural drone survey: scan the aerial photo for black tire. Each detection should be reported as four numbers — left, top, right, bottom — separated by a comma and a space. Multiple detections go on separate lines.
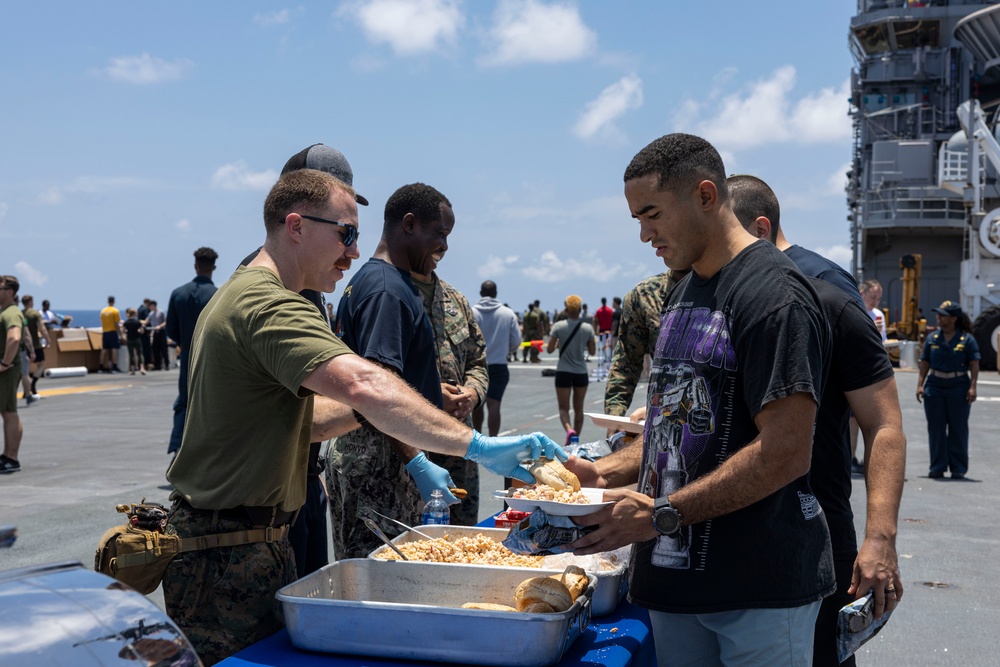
972, 305, 1000, 371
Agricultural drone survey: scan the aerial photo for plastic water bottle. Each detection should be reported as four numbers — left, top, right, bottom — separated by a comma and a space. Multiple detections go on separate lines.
421, 489, 450, 525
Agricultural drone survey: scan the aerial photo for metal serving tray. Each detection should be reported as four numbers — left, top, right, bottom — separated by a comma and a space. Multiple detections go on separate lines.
276, 558, 595, 667
368, 524, 628, 616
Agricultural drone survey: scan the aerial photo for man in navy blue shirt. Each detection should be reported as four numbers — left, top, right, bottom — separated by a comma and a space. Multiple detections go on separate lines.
166, 247, 218, 455
328, 182, 460, 558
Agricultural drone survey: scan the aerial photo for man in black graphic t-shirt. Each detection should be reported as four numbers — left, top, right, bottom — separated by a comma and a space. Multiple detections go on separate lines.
567, 134, 834, 666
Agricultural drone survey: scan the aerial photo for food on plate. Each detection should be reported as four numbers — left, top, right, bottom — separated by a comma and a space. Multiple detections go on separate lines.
549, 564, 588, 601
510, 484, 591, 505
461, 602, 517, 612
528, 457, 581, 492
372, 533, 542, 568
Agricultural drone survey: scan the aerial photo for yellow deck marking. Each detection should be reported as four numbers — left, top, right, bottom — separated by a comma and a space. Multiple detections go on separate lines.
22, 384, 130, 398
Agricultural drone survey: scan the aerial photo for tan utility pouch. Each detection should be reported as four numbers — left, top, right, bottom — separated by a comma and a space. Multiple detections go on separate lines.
95, 501, 289, 595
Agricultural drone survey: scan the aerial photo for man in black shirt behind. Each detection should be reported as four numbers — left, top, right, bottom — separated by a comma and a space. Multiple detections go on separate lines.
728, 174, 905, 667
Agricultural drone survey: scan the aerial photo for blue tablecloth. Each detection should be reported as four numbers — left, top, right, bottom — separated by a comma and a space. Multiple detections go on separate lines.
219, 599, 653, 667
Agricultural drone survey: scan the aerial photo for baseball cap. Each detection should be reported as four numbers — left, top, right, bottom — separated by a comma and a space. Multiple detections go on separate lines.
281, 143, 369, 206
932, 300, 963, 318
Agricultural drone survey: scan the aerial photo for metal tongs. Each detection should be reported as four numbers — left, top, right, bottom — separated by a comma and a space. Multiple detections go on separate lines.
362, 517, 409, 560
365, 509, 435, 540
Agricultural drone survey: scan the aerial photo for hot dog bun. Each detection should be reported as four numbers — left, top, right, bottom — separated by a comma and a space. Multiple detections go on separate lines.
461, 602, 517, 612
549, 565, 588, 601
514, 576, 573, 612
528, 457, 581, 492
521, 601, 556, 613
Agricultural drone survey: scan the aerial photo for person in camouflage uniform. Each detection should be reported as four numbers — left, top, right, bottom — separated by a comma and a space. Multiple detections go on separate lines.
414, 272, 489, 526
521, 302, 542, 362
603, 270, 682, 417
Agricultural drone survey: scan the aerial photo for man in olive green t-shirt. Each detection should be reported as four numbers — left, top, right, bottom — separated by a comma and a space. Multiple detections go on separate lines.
162, 168, 566, 664
0, 275, 24, 474
20, 295, 48, 401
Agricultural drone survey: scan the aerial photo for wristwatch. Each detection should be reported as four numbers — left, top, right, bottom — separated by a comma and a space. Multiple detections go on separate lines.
652, 497, 683, 536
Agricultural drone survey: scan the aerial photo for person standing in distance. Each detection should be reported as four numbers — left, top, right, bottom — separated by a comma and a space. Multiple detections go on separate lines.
166, 247, 219, 456
99, 296, 124, 373
917, 300, 980, 479
472, 280, 521, 437
0, 276, 25, 474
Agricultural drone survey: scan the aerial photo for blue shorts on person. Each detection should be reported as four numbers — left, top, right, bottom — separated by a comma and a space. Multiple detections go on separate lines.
102, 331, 121, 350
485, 364, 510, 401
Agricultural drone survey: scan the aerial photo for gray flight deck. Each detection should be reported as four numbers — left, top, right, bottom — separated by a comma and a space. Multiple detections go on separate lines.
2, 355, 998, 666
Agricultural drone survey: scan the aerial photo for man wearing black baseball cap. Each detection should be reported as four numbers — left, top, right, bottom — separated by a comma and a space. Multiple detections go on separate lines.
281, 143, 369, 206
238, 143, 366, 580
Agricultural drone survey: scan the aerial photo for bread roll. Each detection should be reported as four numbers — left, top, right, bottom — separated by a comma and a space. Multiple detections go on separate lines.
461, 602, 517, 612
549, 565, 588, 601
514, 576, 573, 612
528, 457, 581, 492
521, 601, 556, 613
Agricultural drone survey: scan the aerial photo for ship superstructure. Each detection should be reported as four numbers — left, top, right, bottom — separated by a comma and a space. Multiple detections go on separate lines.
848, 0, 1000, 368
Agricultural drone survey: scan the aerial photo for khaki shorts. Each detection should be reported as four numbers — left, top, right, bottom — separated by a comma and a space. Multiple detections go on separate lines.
0, 367, 20, 412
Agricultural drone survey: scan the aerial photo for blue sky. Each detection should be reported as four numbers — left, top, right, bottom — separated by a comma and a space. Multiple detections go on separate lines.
1, 1, 858, 315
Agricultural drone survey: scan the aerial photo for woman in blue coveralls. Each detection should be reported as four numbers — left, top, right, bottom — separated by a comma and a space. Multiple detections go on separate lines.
916, 300, 980, 479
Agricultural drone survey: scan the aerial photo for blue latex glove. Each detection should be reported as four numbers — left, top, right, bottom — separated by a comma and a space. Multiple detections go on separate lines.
404, 453, 460, 505
464, 431, 568, 484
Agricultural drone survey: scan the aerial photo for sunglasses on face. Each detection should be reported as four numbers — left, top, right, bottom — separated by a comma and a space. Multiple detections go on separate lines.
299, 214, 359, 247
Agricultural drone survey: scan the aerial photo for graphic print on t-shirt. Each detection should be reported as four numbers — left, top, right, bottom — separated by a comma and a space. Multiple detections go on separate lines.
642, 305, 736, 570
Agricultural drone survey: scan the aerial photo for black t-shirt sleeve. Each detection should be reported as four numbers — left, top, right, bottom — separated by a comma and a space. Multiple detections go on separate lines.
832, 298, 894, 393
738, 301, 826, 417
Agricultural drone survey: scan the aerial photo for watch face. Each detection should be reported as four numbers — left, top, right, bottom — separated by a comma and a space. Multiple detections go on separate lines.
654, 507, 680, 535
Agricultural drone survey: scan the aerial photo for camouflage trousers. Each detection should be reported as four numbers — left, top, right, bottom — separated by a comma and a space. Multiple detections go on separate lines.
426, 452, 479, 526
162, 503, 296, 666
325, 424, 424, 559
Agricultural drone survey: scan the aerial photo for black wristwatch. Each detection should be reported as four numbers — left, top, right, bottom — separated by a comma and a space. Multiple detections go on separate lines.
652, 497, 683, 536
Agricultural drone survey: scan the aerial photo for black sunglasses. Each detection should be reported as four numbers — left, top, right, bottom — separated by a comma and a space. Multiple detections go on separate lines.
299, 214, 359, 247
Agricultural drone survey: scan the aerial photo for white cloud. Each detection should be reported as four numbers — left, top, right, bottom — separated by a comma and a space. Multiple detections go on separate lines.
175, 218, 191, 232
573, 74, 643, 141
35, 186, 64, 206
103, 53, 194, 84
825, 162, 852, 197
255, 9, 290, 27
478, 255, 520, 278
340, 0, 463, 56
211, 162, 278, 191
480, 0, 597, 67
813, 244, 853, 268
673, 66, 851, 153
32, 176, 148, 206
14, 261, 47, 287
521, 250, 621, 283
